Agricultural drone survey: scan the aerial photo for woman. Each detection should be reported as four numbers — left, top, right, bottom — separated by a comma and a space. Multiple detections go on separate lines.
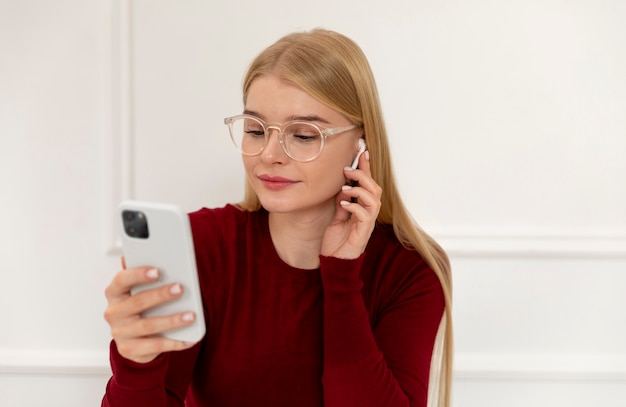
103, 29, 453, 407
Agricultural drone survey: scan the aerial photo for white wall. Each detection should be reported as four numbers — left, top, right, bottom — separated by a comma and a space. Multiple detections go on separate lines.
1, 1, 625, 406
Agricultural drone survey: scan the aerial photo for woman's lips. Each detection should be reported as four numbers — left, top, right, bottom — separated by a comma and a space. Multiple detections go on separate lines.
258, 175, 299, 190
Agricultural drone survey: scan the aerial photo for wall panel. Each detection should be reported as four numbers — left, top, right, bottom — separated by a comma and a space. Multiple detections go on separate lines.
1, 1, 624, 406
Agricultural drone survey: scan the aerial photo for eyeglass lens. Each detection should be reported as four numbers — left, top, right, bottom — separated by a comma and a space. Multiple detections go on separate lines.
229, 117, 323, 161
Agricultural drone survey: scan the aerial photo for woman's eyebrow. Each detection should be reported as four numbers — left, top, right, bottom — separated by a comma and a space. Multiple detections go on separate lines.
242, 109, 329, 124
243, 109, 264, 119
286, 114, 329, 124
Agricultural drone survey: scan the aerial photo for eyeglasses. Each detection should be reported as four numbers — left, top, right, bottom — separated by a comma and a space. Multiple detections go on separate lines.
224, 114, 357, 162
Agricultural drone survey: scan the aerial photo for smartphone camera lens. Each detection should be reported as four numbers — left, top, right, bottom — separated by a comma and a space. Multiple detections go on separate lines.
122, 210, 149, 238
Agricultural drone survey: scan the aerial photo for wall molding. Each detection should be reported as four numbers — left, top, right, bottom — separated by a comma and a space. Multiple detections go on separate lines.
0, 349, 110, 376
454, 353, 626, 382
2, 349, 624, 382
104, 0, 134, 255
101, 1, 626, 260
437, 234, 626, 259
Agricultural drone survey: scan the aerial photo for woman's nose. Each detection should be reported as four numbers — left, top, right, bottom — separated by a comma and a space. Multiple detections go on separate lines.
260, 128, 288, 163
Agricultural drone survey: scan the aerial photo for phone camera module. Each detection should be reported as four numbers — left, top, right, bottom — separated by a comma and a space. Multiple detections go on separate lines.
122, 210, 149, 238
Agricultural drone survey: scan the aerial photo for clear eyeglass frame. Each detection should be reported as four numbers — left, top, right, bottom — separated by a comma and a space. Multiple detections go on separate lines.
224, 114, 358, 162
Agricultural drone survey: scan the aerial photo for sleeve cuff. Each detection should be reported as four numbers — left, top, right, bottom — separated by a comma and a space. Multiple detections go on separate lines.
319, 254, 365, 294
109, 340, 169, 390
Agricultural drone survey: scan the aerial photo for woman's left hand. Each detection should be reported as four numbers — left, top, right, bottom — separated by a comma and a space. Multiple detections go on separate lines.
321, 151, 382, 259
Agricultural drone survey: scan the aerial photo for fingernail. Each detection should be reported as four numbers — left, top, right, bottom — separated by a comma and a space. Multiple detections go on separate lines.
365, 150, 370, 161
342, 185, 353, 191
340, 200, 351, 206
170, 283, 182, 295
146, 268, 159, 279
181, 312, 195, 322
344, 166, 355, 172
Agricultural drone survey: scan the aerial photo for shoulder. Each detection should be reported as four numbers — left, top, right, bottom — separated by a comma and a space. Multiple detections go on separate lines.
189, 203, 247, 226
363, 224, 443, 302
189, 203, 249, 221
188, 204, 254, 245
366, 224, 428, 271
187, 205, 264, 283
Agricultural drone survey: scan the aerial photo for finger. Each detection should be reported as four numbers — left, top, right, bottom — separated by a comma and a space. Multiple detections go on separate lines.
339, 186, 381, 228
359, 149, 371, 174
343, 166, 375, 191
333, 190, 352, 221
112, 311, 196, 340
105, 267, 160, 300
106, 282, 184, 322
338, 184, 358, 204
127, 283, 184, 315
339, 197, 372, 221
344, 170, 381, 199
340, 182, 382, 210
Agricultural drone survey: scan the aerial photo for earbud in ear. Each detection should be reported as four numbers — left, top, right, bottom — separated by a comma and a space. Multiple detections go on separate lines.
351, 138, 367, 169
358, 138, 366, 153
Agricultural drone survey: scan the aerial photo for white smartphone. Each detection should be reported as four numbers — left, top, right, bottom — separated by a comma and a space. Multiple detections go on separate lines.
118, 200, 205, 343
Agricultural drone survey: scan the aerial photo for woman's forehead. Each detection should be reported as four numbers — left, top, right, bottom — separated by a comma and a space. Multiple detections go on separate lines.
245, 75, 347, 124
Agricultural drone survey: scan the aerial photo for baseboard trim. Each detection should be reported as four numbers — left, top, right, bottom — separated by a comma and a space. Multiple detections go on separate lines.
454, 353, 626, 382
0, 349, 111, 376
2, 349, 625, 382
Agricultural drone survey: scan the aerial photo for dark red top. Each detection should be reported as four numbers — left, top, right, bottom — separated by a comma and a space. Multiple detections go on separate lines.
103, 205, 444, 407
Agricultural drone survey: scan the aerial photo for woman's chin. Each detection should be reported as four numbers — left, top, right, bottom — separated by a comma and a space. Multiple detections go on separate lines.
259, 196, 337, 217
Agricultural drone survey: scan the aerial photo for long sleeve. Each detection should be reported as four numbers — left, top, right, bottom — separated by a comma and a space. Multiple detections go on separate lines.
101, 206, 446, 406
320, 251, 444, 407
101, 336, 201, 406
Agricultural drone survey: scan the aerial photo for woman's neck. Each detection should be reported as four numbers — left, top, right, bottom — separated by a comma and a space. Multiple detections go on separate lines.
268, 208, 334, 270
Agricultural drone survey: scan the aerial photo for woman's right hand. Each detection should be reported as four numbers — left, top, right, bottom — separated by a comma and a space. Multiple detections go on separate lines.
103, 262, 197, 364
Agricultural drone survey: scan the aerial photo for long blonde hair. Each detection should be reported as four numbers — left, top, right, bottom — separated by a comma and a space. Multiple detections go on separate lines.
238, 28, 453, 407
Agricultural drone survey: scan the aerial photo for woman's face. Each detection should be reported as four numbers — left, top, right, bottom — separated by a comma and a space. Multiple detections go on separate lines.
242, 75, 361, 218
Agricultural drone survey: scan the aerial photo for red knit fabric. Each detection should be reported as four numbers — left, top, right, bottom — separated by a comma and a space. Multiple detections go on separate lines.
103, 205, 444, 407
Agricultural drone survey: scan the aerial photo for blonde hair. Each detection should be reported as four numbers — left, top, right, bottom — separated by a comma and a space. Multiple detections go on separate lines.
238, 28, 453, 406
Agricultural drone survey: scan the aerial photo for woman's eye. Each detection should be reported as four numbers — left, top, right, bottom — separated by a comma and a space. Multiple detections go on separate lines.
287, 126, 320, 142
293, 133, 319, 142
245, 129, 265, 137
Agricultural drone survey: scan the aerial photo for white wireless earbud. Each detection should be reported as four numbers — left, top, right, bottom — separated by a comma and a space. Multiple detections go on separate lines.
351, 138, 367, 169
